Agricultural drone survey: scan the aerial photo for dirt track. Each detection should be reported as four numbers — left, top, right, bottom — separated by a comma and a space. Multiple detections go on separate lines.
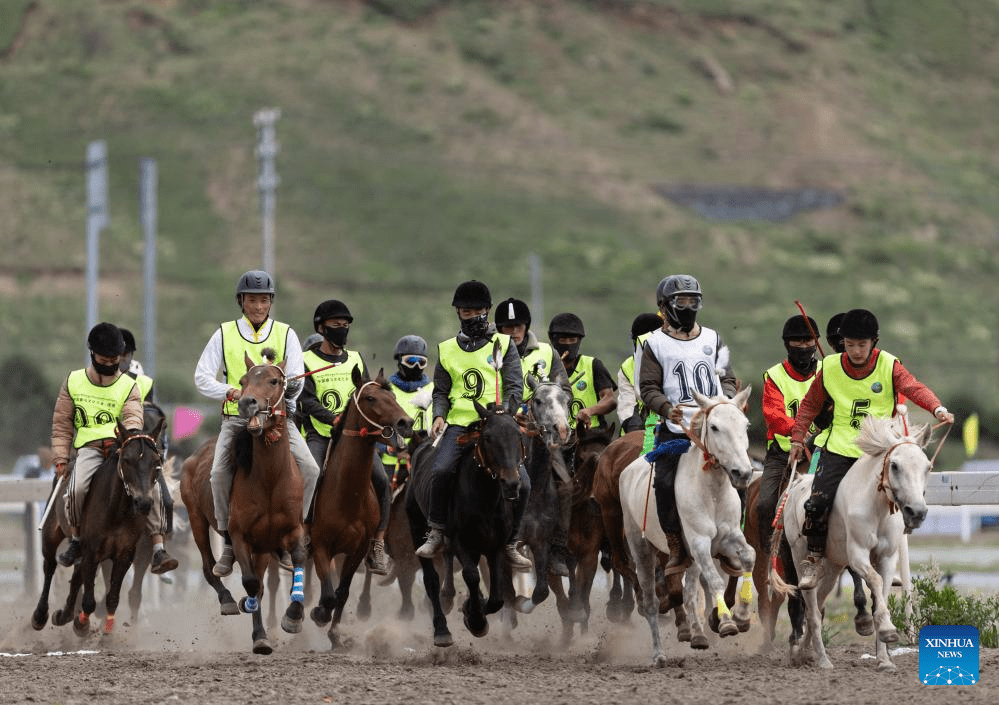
1, 568, 994, 705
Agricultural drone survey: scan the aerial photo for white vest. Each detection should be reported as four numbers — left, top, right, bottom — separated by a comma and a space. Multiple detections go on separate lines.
644, 326, 724, 433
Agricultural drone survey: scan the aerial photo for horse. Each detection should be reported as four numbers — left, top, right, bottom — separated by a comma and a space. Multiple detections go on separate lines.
771, 413, 932, 672
308, 365, 414, 648
407, 396, 525, 647
32, 420, 165, 636
620, 387, 755, 666
180, 352, 307, 654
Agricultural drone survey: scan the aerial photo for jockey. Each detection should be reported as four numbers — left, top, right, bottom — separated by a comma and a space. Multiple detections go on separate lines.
495, 297, 572, 577
194, 270, 320, 577
617, 312, 663, 434
788, 308, 954, 589
638, 275, 738, 571
755, 315, 821, 554
298, 298, 392, 575
381, 335, 434, 484
825, 312, 846, 354
52, 322, 178, 574
414, 280, 533, 570
118, 328, 156, 402
548, 313, 617, 430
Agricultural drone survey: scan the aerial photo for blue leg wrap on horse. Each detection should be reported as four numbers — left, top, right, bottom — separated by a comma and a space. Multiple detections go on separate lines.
291, 567, 305, 603
244, 596, 259, 613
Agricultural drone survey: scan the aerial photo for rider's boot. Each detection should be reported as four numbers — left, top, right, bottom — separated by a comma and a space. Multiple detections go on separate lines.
797, 550, 825, 590
57, 537, 82, 567
151, 547, 179, 575
213, 538, 235, 577
664, 532, 688, 572
505, 542, 533, 572
416, 528, 446, 559
366, 538, 389, 576
549, 542, 570, 578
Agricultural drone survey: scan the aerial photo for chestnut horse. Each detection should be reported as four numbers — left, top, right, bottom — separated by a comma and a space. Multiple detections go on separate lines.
309, 365, 413, 648
32, 420, 165, 636
181, 352, 307, 654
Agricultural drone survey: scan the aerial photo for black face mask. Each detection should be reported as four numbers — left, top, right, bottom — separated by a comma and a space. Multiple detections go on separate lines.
666, 308, 698, 332
459, 313, 490, 339
321, 326, 349, 348
552, 341, 581, 362
397, 364, 424, 382
91, 354, 119, 377
786, 346, 817, 374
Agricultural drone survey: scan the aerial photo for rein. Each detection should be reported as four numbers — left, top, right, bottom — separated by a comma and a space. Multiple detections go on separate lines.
340, 380, 396, 440
459, 411, 526, 480
679, 401, 726, 472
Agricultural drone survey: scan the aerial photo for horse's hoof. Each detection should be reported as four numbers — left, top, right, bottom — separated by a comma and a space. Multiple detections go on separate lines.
514, 596, 536, 614
434, 631, 454, 648
566, 606, 588, 623
690, 634, 709, 650
653, 653, 667, 668
73, 616, 90, 638
878, 628, 899, 644
31, 611, 47, 631
220, 601, 240, 617
282, 615, 303, 634
676, 625, 692, 642
52, 609, 71, 627
707, 607, 721, 633
735, 617, 751, 633
855, 613, 875, 637
103, 615, 116, 635
606, 603, 622, 623
357, 599, 372, 622
311, 606, 331, 626
252, 639, 273, 655
719, 618, 739, 639
818, 657, 834, 669
463, 612, 489, 638
877, 661, 897, 673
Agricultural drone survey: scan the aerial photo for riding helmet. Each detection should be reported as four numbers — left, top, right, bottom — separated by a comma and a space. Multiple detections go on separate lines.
451, 280, 492, 309
494, 298, 531, 330
655, 274, 702, 307
312, 299, 353, 331
781, 315, 818, 341
825, 312, 846, 351
235, 270, 275, 299
548, 312, 585, 339
394, 335, 428, 359
630, 312, 662, 341
87, 322, 126, 357
119, 327, 137, 353
838, 309, 879, 340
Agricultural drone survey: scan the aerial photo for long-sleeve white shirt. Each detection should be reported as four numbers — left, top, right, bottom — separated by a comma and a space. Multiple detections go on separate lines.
194, 316, 305, 408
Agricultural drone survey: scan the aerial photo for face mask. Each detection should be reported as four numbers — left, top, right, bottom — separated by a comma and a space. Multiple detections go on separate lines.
322, 326, 349, 347
91, 354, 119, 377
397, 364, 424, 381
459, 313, 490, 339
667, 308, 698, 332
786, 346, 817, 374
552, 341, 581, 361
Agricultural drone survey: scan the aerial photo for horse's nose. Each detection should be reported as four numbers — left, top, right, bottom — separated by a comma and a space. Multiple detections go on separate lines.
501, 477, 520, 502
238, 396, 258, 416
903, 504, 928, 530
133, 496, 152, 515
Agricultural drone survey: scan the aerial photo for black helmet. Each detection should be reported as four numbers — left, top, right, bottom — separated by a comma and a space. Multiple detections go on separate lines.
313, 299, 353, 331
838, 309, 879, 340
630, 312, 662, 341
451, 280, 492, 309
394, 335, 428, 359
781, 315, 818, 341
88, 322, 126, 357
235, 270, 275, 299
548, 312, 585, 339
655, 274, 702, 307
826, 312, 846, 352
119, 328, 137, 353
494, 298, 531, 329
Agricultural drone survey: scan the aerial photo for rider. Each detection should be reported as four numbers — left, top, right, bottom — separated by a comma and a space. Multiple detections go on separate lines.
194, 270, 321, 577
414, 280, 533, 570
638, 275, 738, 571
118, 328, 156, 402
547, 313, 617, 430
788, 308, 954, 589
756, 315, 821, 553
381, 335, 434, 486
298, 299, 392, 576
617, 312, 664, 434
52, 322, 178, 574
495, 297, 572, 577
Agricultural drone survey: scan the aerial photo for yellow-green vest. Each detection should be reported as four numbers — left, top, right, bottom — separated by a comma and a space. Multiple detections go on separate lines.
521, 342, 557, 401
381, 382, 433, 468
135, 374, 154, 402
302, 349, 364, 438
764, 361, 826, 452
221, 319, 289, 416
566, 355, 597, 429
822, 351, 897, 458
67, 370, 137, 448
438, 334, 511, 427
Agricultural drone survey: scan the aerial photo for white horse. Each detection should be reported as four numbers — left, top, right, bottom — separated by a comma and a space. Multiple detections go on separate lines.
620, 387, 755, 666
772, 412, 932, 672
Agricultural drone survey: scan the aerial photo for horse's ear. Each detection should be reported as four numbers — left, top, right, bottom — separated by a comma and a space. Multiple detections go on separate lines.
506, 392, 518, 415
152, 415, 166, 440
278, 358, 286, 371
473, 399, 488, 419
914, 423, 932, 448
116, 419, 128, 438
375, 367, 388, 385
244, 351, 255, 369
693, 391, 711, 408
732, 385, 752, 411
351, 364, 364, 387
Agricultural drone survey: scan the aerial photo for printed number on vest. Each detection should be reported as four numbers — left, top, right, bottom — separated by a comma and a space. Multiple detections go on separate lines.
670, 360, 718, 402
462, 369, 485, 402
850, 398, 871, 430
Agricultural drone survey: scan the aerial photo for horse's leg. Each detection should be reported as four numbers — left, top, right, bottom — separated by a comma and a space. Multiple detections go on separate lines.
102, 555, 133, 635
310, 544, 336, 626
575, 539, 601, 633
440, 553, 456, 615
189, 512, 238, 615
458, 550, 489, 637
280, 538, 307, 635
248, 552, 273, 655
847, 566, 874, 636
397, 559, 416, 621
357, 570, 374, 621
709, 574, 739, 633
418, 556, 453, 646
53, 560, 84, 627
129, 537, 152, 623
327, 550, 365, 649
483, 549, 506, 617
682, 563, 708, 649
547, 571, 574, 646
266, 558, 281, 632
607, 568, 623, 622
626, 532, 667, 667
75, 557, 101, 637
689, 536, 739, 640
32, 523, 63, 630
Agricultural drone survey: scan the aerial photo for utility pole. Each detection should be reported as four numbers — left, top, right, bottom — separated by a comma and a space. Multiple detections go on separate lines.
254, 108, 281, 276
530, 253, 544, 329
85, 140, 109, 363
139, 158, 157, 379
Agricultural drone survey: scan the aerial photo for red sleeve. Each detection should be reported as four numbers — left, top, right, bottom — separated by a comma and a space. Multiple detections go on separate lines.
892, 360, 942, 413
762, 373, 793, 441
789, 369, 828, 443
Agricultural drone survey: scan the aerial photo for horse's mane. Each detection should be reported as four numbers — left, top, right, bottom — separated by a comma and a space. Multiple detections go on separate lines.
234, 428, 254, 474
855, 414, 927, 457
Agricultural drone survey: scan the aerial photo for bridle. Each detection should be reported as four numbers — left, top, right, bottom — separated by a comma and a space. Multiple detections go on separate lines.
116, 432, 162, 498
679, 400, 734, 473
340, 380, 397, 440
461, 409, 527, 481
244, 362, 288, 419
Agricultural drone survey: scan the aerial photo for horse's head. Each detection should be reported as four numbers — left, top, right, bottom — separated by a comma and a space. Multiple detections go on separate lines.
526, 376, 571, 448
349, 365, 414, 447
238, 350, 287, 437
857, 415, 933, 530
115, 419, 164, 516
472, 396, 526, 502
692, 385, 753, 489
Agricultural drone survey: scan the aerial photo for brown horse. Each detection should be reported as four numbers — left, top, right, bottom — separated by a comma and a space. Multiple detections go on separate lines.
309, 365, 413, 648
32, 421, 165, 636
181, 353, 307, 654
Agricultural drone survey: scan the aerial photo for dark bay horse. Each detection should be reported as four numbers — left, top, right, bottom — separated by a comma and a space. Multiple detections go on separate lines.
309, 365, 413, 648
32, 420, 165, 636
407, 397, 525, 647
181, 352, 307, 654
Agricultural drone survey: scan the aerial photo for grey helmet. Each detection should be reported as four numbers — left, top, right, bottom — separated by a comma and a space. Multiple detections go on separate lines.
655, 274, 702, 307
302, 333, 323, 351
235, 270, 275, 306
394, 335, 428, 359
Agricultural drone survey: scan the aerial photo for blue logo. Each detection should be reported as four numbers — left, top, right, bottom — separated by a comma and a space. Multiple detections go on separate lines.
871, 381, 883, 393
576, 380, 587, 391
920, 625, 979, 685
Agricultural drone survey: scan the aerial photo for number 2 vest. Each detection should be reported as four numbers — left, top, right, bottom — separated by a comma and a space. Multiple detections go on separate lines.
821, 351, 897, 458
438, 334, 511, 427
764, 361, 825, 452
220, 319, 289, 416
302, 349, 364, 437
67, 370, 137, 448
521, 342, 557, 402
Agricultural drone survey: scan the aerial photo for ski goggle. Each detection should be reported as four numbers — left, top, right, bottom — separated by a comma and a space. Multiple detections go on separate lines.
400, 355, 428, 370
670, 294, 702, 311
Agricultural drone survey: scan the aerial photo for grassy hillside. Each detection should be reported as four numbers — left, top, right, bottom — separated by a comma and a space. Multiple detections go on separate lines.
2, 0, 998, 464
